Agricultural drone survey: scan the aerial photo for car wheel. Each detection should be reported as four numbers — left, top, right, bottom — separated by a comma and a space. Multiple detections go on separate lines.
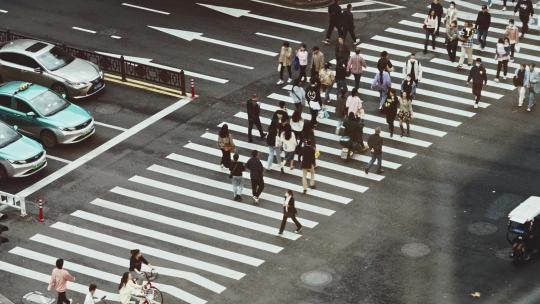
51, 83, 69, 99
40, 130, 57, 148
0, 166, 7, 182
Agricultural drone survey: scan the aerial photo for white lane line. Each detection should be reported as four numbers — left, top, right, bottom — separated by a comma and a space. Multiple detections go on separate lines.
72, 26, 97, 34
108, 187, 285, 251
75, 204, 264, 267
121, 2, 170, 15
208, 127, 388, 179
398, 19, 538, 55
209, 58, 254, 70
250, 0, 405, 13
119, 176, 317, 230
186, 141, 368, 192
0, 261, 119, 301
110, 35, 122, 39
17, 98, 190, 197
447, 0, 514, 16
46, 155, 71, 164
94, 121, 127, 131
29, 234, 226, 294
255, 32, 301, 44
430, 57, 509, 79
143, 165, 335, 216
0, 9, 7, 13
52, 221, 245, 280
10, 247, 207, 304
167, 153, 353, 204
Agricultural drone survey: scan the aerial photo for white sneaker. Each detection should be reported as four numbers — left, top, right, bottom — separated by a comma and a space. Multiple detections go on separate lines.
494, 77, 499, 82
503, 75, 507, 80
474, 103, 479, 109
276, 80, 284, 85
287, 78, 292, 83
323, 39, 330, 45
526, 108, 532, 112
502, 6, 506, 10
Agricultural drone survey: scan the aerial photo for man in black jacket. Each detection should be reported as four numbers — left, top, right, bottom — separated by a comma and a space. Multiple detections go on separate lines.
246, 150, 264, 204
246, 94, 266, 143
514, 0, 534, 37
364, 127, 384, 174
323, 0, 342, 45
300, 140, 316, 194
430, 0, 444, 36
305, 79, 322, 127
467, 58, 488, 109
340, 4, 360, 45
475, 5, 491, 50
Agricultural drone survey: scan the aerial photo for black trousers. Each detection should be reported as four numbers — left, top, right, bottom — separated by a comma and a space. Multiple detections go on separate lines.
251, 177, 264, 197
519, 15, 530, 34
472, 84, 483, 103
446, 39, 458, 62
503, 0, 515, 6
496, 60, 509, 78
424, 29, 436, 50
279, 212, 302, 234
57, 292, 70, 304
220, 149, 231, 168
298, 65, 307, 82
310, 108, 319, 126
280, 65, 292, 80
326, 19, 343, 39
248, 119, 264, 141
341, 27, 357, 43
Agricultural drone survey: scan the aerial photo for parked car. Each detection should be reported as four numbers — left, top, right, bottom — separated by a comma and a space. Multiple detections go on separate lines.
0, 39, 105, 98
0, 81, 95, 148
0, 120, 46, 181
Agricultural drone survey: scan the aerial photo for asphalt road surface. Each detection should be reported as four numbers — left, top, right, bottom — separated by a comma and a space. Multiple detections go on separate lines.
0, 0, 540, 303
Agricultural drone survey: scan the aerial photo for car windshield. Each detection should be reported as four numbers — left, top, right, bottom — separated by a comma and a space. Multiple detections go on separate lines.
0, 123, 21, 149
30, 90, 69, 116
36, 46, 74, 71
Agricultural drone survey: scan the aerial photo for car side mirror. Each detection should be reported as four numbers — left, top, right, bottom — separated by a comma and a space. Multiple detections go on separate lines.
34, 67, 42, 73
26, 112, 36, 118
13, 125, 18, 131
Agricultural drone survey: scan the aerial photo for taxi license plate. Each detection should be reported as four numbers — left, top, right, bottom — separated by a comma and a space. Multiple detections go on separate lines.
94, 82, 103, 89
34, 160, 45, 169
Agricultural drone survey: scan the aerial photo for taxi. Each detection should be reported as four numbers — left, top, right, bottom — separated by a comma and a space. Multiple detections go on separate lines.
0, 81, 95, 148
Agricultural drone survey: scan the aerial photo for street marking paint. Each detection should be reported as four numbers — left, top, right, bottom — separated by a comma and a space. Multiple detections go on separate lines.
250, 0, 405, 13
166, 153, 353, 204
233, 112, 402, 169
121, 2, 170, 15
73, 207, 263, 266
46, 155, 71, 164
52, 221, 245, 280
104, 76, 182, 97
0, 260, 119, 301
0, 9, 7, 13
204, 130, 386, 180
255, 32, 301, 44
148, 26, 279, 57
16, 98, 190, 197
111, 185, 286, 251
10, 247, 207, 304
198, 3, 324, 32
186, 141, 368, 192
105, 73, 183, 95
110, 35, 122, 39
143, 165, 335, 216
209, 58, 254, 70
29, 234, 226, 293
94, 121, 127, 131
429, 58, 512, 79
72, 26, 96, 34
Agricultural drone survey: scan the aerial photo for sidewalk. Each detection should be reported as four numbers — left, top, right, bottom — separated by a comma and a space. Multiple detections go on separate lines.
265, 0, 332, 8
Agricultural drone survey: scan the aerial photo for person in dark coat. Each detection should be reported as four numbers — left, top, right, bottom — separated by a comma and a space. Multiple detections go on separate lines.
229, 153, 245, 201
514, 0, 534, 37
323, 0, 342, 45
343, 112, 367, 152
245, 150, 264, 204
364, 127, 384, 174
272, 100, 289, 125
382, 89, 399, 137
377, 51, 394, 74
340, 4, 360, 45
430, 0, 444, 36
467, 58, 488, 109
305, 78, 322, 127
334, 88, 348, 134
475, 5, 491, 50
300, 139, 316, 194
246, 94, 266, 142
335, 37, 350, 67
278, 190, 302, 235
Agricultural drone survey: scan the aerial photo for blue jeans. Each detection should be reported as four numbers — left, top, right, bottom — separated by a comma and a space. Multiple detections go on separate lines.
267, 146, 282, 169
477, 29, 488, 49
379, 89, 388, 108
367, 153, 382, 172
232, 176, 243, 196
529, 89, 538, 110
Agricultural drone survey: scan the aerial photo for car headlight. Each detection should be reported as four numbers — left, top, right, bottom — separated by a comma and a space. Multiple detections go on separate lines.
8, 159, 26, 165
99, 70, 104, 79
67, 81, 89, 89
60, 127, 77, 132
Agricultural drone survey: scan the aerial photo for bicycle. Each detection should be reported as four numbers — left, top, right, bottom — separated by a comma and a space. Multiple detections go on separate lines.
136, 269, 163, 304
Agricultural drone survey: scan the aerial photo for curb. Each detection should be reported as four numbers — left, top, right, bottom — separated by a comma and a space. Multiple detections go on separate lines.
263, 0, 332, 8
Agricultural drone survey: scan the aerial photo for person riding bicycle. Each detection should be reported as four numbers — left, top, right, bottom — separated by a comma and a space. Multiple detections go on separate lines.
129, 249, 154, 285
118, 272, 144, 304
342, 112, 368, 153
84, 283, 98, 304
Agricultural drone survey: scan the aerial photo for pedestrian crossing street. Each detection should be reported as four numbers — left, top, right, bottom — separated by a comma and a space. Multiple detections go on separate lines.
1, 2, 539, 303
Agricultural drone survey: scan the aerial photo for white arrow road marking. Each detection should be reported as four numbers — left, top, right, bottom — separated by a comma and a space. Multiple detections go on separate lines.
198, 3, 324, 32
148, 25, 278, 57
121, 2, 171, 15
250, 0, 404, 12
209, 58, 254, 70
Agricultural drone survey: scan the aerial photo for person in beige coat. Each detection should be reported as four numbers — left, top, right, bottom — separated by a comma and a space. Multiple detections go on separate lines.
311, 46, 325, 80
277, 41, 293, 85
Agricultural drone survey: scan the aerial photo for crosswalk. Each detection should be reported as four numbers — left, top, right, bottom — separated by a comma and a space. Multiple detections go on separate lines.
1, 1, 538, 303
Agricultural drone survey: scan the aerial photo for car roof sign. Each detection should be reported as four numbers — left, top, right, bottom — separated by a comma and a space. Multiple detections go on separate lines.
509, 196, 540, 224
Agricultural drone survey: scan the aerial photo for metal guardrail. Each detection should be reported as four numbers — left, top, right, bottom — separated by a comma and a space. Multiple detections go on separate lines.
0, 29, 186, 95
0, 190, 26, 216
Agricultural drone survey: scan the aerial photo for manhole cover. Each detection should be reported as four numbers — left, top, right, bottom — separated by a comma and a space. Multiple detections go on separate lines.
467, 222, 498, 236
95, 104, 121, 114
301, 270, 333, 287
401, 242, 431, 258
495, 247, 513, 261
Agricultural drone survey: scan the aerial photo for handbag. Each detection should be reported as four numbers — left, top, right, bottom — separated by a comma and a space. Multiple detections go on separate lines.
293, 56, 300, 71
309, 101, 322, 111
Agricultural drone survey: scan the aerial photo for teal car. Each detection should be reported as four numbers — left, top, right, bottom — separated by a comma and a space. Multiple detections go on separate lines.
0, 81, 95, 148
0, 120, 46, 180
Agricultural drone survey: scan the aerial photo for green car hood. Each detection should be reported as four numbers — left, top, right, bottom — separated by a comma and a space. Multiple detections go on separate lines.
0, 135, 43, 161
46, 103, 92, 128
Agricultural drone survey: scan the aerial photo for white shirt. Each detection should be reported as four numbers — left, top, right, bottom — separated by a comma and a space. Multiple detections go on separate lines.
346, 96, 363, 116
297, 49, 308, 66
280, 132, 297, 152
291, 119, 304, 132
119, 281, 142, 304
84, 293, 95, 304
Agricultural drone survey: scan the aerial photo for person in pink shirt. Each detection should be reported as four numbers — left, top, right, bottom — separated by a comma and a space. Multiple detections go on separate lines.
347, 47, 367, 90
48, 258, 75, 304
